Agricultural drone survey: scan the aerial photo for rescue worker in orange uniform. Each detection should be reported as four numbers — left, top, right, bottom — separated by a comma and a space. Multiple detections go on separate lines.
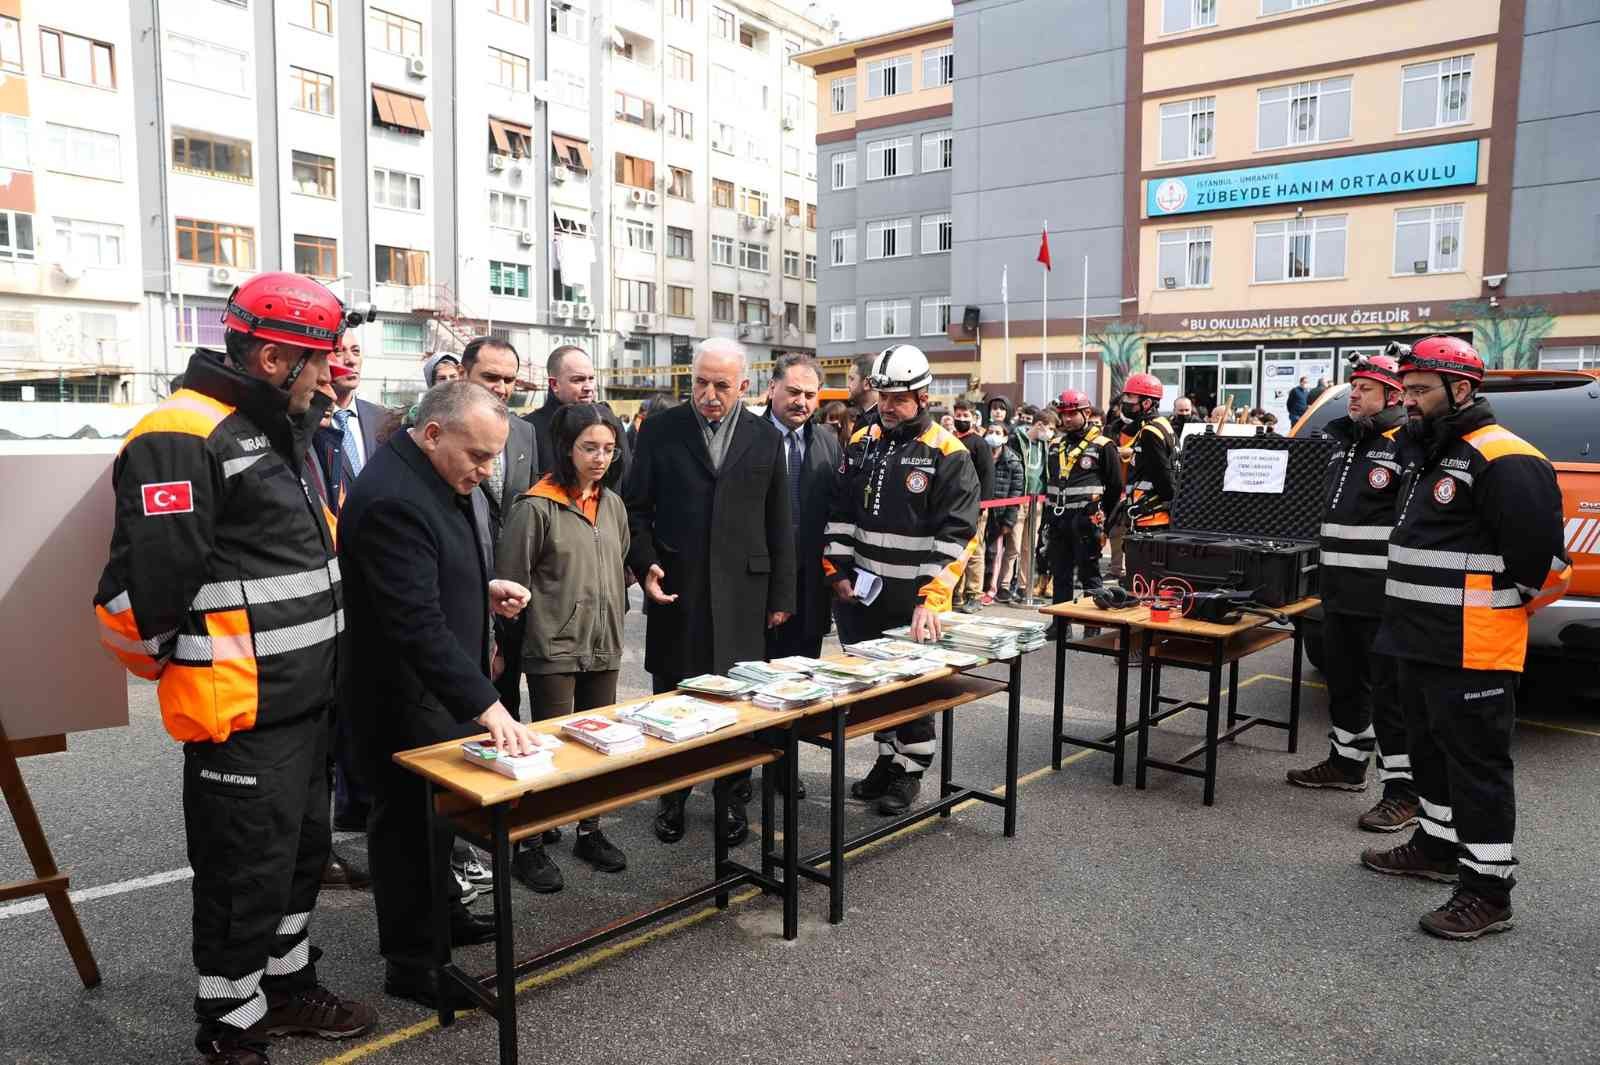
1118, 371, 1176, 532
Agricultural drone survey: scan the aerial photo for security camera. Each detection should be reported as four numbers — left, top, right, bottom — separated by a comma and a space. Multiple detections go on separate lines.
1483, 273, 1506, 288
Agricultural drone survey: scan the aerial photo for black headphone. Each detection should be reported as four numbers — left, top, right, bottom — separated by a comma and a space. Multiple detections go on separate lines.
1091, 586, 1137, 610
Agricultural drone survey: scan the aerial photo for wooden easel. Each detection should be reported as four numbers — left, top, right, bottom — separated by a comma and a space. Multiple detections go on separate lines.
0, 721, 101, 988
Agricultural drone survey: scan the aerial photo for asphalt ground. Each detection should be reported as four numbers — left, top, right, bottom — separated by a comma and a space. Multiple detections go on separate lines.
4, 596, 1599, 1065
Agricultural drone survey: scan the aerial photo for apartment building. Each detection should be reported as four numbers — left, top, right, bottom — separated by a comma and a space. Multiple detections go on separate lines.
0, 0, 145, 403
798, 20, 971, 400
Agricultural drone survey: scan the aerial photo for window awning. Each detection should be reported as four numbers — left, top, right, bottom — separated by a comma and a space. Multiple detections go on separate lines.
489, 118, 532, 155
373, 87, 431, 133
553, 211, 589, 236
551, 133, 593, 171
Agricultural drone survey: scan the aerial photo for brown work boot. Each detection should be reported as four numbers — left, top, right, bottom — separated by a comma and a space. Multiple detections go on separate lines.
1361, 832, 1458, 883
199, 1037, 269, 1065
1286, 758, 1367, 791
1418, 886, 1513, 941
254, 984, 377, 1040
1358, 794, 1421, 833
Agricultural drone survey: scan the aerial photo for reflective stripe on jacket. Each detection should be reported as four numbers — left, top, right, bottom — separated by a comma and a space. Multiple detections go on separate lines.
1044, 429, 1122, 524
1317, 406, 1405, 615
1128, 416, 1175, 528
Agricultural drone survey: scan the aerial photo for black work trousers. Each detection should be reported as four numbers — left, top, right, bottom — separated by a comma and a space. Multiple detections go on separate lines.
1398, 657, 1519, 901
1046, 512, 1104, 605
184, 710, 330, 1048
1322, 610, 1413, 798
526, 669, 620, 833
834, 588, 936, 774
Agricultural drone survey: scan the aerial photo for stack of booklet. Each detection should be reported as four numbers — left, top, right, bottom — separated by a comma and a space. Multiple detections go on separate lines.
808, 658, 890, 694
938, 622, 1023, 658
752, 678, 831, 710
678, 674, 759, 698
843, 638, 932, 661
729, 660, 808, 686
769, 655, 828, 674
617, 695, 741, 743
876, 656, 946, 679
560, 715, 646, 756
461, 734, 564, 780
952, 614, 1050, 652
884, 624, 997, 666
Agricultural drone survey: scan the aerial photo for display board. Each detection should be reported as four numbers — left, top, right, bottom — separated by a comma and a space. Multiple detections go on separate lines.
0, 442, 129, 742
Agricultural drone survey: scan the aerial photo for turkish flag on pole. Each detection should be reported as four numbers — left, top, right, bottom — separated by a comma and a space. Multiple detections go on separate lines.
1036, 226, 1052, 271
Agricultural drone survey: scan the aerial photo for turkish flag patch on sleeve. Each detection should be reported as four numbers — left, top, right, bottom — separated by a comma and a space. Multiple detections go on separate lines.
142, 481, 194, 516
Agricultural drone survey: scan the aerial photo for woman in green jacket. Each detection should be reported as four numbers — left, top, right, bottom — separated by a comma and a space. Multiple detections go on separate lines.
496, 403, 630, 892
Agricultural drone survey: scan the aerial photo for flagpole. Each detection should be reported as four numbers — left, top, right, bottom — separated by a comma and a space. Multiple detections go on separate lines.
1081, 253, 1089, 393
1040, 220, 1048, 404
1002, 265, 1010, 381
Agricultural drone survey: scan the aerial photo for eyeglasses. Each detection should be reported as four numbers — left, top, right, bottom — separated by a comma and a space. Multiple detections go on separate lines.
1401, 384, 1444, 399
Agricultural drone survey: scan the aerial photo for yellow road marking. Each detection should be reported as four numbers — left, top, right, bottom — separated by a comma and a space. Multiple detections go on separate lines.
1519, 718, 1600, 739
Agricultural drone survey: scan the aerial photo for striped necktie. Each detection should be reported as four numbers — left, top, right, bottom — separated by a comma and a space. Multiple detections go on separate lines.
333, 408, 363, 477
786, 430, 802, 528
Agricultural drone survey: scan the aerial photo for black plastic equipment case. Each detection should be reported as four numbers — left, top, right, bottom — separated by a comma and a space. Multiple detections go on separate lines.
1126, 431, 1338, 607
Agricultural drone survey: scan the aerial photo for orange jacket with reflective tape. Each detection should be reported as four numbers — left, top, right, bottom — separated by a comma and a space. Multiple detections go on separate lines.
1127, 416, 1175, 528
93, 351, 342, 743
1376, 399, 1571, 673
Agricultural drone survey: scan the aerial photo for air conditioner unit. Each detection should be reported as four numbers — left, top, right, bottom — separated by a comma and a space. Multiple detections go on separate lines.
518, 229, 536, 246
575, 302, 594, 320
552, 165, 569, 183
407, 56, 428, 78
740, 215, 756, 230
750, 324, 767, 340
554, 300, 575, 319
1162, 276, 1177, 289
764, 214, 778, 231
634, 312, 654, 330
629, 188, 645, 204
489, 153, 509, 171
208, 266, 234, 286
644, 190, 659, 206
781, 117, 795, 131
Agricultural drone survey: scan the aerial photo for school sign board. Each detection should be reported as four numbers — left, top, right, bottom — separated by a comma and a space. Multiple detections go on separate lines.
1147, 140, 1481, 217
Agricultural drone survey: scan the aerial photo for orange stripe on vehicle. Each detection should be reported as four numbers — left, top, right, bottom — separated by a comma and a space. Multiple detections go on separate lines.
94, 602, 163, 680
1461, 573, 1527, 672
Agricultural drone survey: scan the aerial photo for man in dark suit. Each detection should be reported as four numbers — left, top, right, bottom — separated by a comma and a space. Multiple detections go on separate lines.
339, 381, 539, 1008
625, 338, 796, 845
526, 344, 629, 488
329, 330, 387, 486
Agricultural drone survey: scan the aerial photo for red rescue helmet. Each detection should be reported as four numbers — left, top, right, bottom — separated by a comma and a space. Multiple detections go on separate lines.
1057, 388, 1091, 412
1122, 372, 1163, 400
1350, 353, 1403, 393
1399, 335, 1484, 384
222, 272, 348, 353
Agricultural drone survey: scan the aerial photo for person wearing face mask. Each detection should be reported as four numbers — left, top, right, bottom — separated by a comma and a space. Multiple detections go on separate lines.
1118, 373, 1176, 532
984, 426, 1025, 603
1043, 389, 1121, 610
1360, 337, 1569, 941
1287, 354, 1415, 830
948, 397, 994, 613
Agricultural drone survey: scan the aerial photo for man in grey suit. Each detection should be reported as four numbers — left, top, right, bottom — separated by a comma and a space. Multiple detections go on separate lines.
330, 331, 388, 489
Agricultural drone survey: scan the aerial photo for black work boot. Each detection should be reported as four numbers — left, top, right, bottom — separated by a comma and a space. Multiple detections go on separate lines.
1358, 793, 1421, 833
1360, 829, 1458, 883
876, 766, 921, 816
720, 799, 749, 846
1286, 757, 1367, 791
1418, 886, 1514, 940
199, 1035, 270, 1065
849, 755, 896, 801
254, 984, 377, 1040
653, 792, 687, 844
511, 841, 564, 893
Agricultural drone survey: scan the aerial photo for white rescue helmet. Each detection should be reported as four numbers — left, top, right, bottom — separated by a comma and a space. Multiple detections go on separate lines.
868, 344, 932, 393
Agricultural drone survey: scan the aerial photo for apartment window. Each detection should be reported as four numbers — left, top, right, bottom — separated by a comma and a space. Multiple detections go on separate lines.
172, 129, 253, 182
866, 217, 911, 260
293, 234, 337, 277
784, 197, 800, 222
614, 91, 655, 128
1538, 344, 1600, 371
40, 28, 115, 88
744, 133, 769, 165
489, 260, 530, 297
369, 8, 423, 56
783, 302, 799, 333
867, 136, 912, 180
383, 320, 426, 355
822, 80, 851, 124
738, 241, 769, 272
737, 23, 762, 51
291, 67, 335, 115
0, 16, 22, 73
668, 46, 693, 81
1159, 97, 1215, 162
1262, 0, 1330, 12
668, 166, 693, 200
1157, 226, 1212, 288
488, 190, 530, 230
712, 291, 734, 321
921, 296, 952, 337
667, 226, 693, 260
0, 210, 35, 261
550, 131, 588, 169
618, 218, 655, 252
712, 179, 734, 209
45, 123, 119, 178
374, 85, 428, 131
866, 55, 911, 99
804, 253, 816, 281
1254, 214, 1346, 282
615, 278, 655, 312
830, 228, 856, 266
711, 121, 736, 155
166, 34, 249, 95
176, 218, 253, 268
1394, 204, 1464, 274
736, 299, 767, 328
712, 7, 734, 40
830, 305, 855, 342
922, 130, 953, 172
668, 106, 693, 140
670, 0, 693, 20
1163, 0, 1217, 32
490, 0, 530, 22
832, 151, 857, 190
921, 212, 952, 254
806, 151, 817, 181
490, 47, 530, 92
550, 3, 588, 42
667, 285, 693, 317
0, 114, 26, 171
740, 187, 768, 218
711, 235, 734, 265
922, 45, 953, 88
375, 245, 429, 285
783, 93, 801, 128
553, 212, 589, 236
373, 167, 422, 210
783, 145, 800, 174
614, 153, 655, 188
301, 0, 333, 33
783, 249, 800, 277
865, 299, 910, 339
290, 151, 335, 197
1402, 56, 1473, 131
1258, 76, 1350, 149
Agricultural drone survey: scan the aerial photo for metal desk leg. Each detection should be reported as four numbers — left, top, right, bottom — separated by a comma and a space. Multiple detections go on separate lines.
1051, 616, 1066, 771
1227, 660, 1240, 731
1112, 625, 1130, 786
1004, 654, 1022, 838
1288, 619, 1304, 753
939, 706, 955, 817
1203, 641, 1224, 807
760, 758, 776, 880
713, 783, 730, 910
1135, 629, 1153, 790
423, 780, 455, 1028
1150, 661, 1164, 728
783, 727, 799, 941
489, 805, 518, 1065
828, 706, 846, 925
